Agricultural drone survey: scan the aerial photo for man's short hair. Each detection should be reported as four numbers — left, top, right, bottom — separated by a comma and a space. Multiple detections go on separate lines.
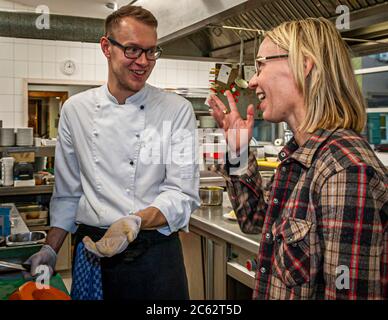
105, 5, 158, 36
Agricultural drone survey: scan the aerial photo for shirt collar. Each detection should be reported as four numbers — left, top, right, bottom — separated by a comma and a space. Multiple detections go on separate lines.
279, 128, 336, 168
102, 83, 149, 106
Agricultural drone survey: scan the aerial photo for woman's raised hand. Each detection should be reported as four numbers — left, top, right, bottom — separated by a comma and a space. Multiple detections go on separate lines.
208, 90, 255, 154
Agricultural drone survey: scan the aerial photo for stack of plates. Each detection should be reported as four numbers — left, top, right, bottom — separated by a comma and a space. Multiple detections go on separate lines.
0, 128, 15, 146
199, 116, 217, 128
16, 128, 33, 146
0, 157, 14, 186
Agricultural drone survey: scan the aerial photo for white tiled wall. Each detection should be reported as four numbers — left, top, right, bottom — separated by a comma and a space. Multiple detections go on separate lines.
0, 36, 214, 127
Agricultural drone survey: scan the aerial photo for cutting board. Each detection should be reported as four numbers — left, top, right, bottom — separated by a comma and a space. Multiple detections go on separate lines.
0, 244, 70, 299
0, 273, 69, 300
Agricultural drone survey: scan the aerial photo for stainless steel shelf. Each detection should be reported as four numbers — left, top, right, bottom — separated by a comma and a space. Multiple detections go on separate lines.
0, 185, 54, 196
0, 146, 55, 157
195, 110, 211, 115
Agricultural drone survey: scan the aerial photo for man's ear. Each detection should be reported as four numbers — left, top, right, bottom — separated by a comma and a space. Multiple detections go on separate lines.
304, 56, 314, 78
100, 37, 111, 59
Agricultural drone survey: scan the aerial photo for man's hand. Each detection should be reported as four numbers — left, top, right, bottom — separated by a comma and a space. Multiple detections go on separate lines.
83, 215, 141, 258
23, 244, 57, 278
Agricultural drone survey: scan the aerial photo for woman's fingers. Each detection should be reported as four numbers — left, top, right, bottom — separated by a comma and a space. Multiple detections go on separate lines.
209, 94, 228, 114
208, 96, 225, 128
225, 90, 239, 114
246, 104, 255, 140
246, 104, 255, 129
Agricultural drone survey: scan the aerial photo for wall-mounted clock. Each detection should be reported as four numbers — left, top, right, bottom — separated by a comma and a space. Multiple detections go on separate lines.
61, 60, 76, 75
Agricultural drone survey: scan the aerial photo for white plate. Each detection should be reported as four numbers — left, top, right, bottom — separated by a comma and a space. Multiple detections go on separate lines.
223, 213, 237, 221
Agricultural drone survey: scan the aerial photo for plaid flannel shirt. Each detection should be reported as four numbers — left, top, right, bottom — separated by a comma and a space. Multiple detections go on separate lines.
218, 128, 388, 299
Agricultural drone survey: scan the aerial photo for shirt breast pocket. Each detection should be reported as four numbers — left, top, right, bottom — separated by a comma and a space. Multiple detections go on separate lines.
271, 217, 313, 287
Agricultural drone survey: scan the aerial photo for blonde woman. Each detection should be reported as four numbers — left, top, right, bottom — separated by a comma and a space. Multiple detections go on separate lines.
209, 17, 388, 300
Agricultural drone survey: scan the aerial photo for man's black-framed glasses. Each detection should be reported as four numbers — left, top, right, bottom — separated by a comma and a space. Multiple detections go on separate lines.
107, 37, 163, 61
255, 54, 289, 75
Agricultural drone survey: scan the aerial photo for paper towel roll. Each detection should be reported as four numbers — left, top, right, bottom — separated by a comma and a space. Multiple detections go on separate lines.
274, 138, 283, 146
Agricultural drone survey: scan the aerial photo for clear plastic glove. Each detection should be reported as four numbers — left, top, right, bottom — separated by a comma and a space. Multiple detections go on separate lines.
23, 244, 57, 279
83, 215, 142, 258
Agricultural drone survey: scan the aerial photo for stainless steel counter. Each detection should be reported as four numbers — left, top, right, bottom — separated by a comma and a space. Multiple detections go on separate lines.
190, 205, 260, 254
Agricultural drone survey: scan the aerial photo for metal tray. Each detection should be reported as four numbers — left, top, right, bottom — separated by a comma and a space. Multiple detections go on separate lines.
6, 231, 46, 247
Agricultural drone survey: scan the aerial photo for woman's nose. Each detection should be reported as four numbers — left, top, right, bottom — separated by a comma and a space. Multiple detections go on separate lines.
248, 74, 258, 90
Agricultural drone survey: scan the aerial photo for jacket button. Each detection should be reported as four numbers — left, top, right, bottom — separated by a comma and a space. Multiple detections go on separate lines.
260, 267, 266, 274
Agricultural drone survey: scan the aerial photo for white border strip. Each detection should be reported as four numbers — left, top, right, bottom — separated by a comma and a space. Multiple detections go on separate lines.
367, 107, 388, 113
355, 65, 388, 75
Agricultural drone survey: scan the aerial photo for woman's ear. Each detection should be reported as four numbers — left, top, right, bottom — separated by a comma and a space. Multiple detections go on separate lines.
304, 56, 314, 78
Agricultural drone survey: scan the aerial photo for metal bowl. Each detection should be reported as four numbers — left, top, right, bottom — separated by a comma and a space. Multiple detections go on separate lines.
199, 186, 224, 206
6, 231, 46, 247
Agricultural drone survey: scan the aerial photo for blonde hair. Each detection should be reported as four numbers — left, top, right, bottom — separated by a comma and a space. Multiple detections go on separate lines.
265, 17, 366, 133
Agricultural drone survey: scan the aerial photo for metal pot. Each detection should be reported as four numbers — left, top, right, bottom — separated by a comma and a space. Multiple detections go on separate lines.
199, 186, 224, 206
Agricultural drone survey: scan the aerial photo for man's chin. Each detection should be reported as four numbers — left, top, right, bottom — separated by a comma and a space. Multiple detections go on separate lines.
121, 81, 146, 94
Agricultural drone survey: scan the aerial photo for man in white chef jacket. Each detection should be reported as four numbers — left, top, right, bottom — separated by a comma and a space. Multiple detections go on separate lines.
24, 4, 200, 300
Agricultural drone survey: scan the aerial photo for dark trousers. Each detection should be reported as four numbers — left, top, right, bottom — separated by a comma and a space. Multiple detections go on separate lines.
73, 224, 189, 300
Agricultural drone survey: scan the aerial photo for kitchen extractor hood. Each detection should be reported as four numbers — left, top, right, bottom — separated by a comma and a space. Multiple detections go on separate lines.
159, 0, 388, 62
1, 0, 387, 60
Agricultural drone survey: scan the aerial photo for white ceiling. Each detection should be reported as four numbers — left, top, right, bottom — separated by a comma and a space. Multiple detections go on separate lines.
2, 0, 133, 19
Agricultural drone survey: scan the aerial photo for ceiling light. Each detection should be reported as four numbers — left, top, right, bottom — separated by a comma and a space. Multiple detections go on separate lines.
105, 2, 118, 10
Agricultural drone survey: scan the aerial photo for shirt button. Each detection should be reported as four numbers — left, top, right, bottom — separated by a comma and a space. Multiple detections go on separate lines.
273, 198, 279, 205
135, 133, 140, 138
280, 152, 286, 158
265, 232, 271, 240
95, 158, 99, 163
93, 130, 98, 136
140, 105, 144, 110
260, 267, 266, 274
281, 167, 287, 172
129, 160, 134, 165
96, 105, 100, 109
126, 189, 130, 193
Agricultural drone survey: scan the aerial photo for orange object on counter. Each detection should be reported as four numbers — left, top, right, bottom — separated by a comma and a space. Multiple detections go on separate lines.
8, 281, 71, 300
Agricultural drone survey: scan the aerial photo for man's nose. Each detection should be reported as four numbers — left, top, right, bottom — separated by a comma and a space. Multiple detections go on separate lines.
135, 51, 149, 65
